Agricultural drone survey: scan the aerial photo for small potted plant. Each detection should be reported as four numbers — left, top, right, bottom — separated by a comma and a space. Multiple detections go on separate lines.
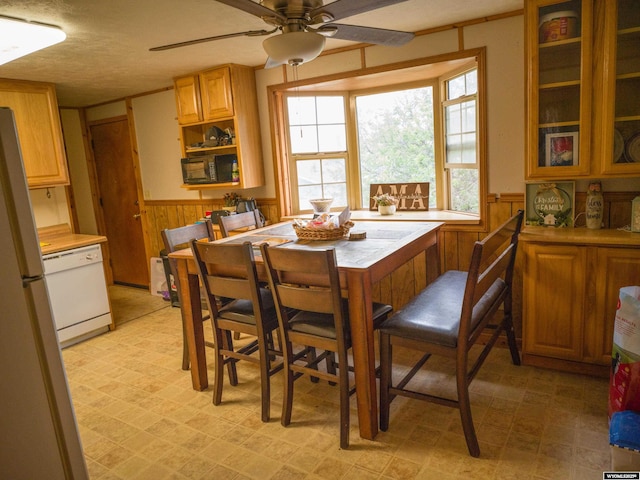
223, 192, 239, 212
372, 193, 397, 215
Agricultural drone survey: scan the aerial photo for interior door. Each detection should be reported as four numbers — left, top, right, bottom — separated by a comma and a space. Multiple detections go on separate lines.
90, 117, 148, 288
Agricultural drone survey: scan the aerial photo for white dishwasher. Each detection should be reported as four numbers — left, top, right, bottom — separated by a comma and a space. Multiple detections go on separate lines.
42, 244, 112, 347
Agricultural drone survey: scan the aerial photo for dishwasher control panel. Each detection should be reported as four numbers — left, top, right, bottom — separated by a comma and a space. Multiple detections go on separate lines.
42, 244, 103, 274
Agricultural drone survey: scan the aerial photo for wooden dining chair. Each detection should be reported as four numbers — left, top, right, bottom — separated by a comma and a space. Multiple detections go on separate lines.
161, 220, 215, 370
191, 239, 283, 422
378, 210, 524, 457
218, 210, 265, 340
260, 244, 392, 449
218, 210, 264, 237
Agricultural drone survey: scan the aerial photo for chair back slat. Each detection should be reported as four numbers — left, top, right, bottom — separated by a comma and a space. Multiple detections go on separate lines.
473, 244, 514, 304
162, 220, 214, 253
261, 244, 345, 326
192, 240, 263, 311
208, 276, 253, 301
218, 210, 264, 237
277, 284, 335, 314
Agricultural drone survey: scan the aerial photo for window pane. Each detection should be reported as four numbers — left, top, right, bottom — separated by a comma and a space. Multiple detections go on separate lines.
461, 133, 476, 163
448, 75, 465, 100
298, 185, 324, 210
461, 101, 476, 131
287, 97, 316, 125
446, 104, 461, 134
318, 124, 346, 152
466, 70, 478, 95
323, 183, 347, 206
290, 125, 318, 153
296, 160, 321, 185
449, 168, 478, 213
322, 158, 346, 182
356, 87, 436, 208
446, 134, 462, 163
316, 96, 345, 124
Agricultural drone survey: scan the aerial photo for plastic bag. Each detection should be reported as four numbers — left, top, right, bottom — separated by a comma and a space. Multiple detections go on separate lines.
609, 286, 640, 417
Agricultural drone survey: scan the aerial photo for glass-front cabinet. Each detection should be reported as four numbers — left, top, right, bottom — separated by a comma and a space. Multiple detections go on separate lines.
595, 0, 640, 175
526, 0, 640, 179
526, 0, 592, 179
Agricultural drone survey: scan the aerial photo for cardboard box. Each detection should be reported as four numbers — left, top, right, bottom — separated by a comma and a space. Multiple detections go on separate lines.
611, 445, 640, 470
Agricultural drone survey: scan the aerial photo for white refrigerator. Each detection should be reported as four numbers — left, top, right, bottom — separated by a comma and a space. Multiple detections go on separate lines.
0, 108, 88, 479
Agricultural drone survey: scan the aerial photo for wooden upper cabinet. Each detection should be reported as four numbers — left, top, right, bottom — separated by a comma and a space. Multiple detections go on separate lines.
525, 0, 592, 179
199, 67, 234, 120
525, 0, 640, 179
0, 79, 69, 188
174, 75, 202, 125
173, 65, 264, 189
592, 0, 640, 176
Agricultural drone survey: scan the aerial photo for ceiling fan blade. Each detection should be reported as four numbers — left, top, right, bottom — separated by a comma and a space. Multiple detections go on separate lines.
264, 57, 285, 69
311, 0, 410, 23
320, 24, 414, 46
213, 0, 286, 23
149, 29, 276, 51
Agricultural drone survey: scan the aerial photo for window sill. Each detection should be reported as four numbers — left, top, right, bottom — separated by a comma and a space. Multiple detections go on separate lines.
283, 209, 480, 225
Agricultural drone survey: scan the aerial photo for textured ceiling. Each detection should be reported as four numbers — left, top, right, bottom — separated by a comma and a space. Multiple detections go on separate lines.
0, 0, 522, 108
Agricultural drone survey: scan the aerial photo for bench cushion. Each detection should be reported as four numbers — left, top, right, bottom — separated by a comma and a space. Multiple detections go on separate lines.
379, 270, 505, 347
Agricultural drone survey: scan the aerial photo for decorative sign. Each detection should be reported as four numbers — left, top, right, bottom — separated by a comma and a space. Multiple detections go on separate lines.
525, 181, 575, 227
369, 183, 430, 211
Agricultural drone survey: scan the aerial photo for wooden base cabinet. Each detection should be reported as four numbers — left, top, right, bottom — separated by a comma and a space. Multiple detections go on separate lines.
522, 230, 640, 376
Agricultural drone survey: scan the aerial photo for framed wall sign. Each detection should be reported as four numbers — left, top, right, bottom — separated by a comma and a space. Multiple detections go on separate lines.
525, 181, 575, 227
369, 183, 430, 211
545, 131, 579, 167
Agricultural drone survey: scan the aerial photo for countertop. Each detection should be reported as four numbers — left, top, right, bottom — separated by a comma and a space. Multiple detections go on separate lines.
521, 226, 640, 247
38, 224, 107, 255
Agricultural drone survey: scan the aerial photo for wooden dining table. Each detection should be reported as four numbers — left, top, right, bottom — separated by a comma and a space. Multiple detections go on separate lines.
169, 220, 442, 440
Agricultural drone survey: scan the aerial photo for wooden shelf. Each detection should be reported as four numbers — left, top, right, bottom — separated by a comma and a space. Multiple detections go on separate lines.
180, 181, 240, 191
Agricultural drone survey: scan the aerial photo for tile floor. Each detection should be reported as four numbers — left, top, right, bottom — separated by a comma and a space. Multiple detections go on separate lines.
61, 285, 612, 479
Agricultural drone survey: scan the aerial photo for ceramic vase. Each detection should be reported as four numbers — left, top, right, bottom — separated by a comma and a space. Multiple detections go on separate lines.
585, 182, 603, 229
378, 204, 396, 215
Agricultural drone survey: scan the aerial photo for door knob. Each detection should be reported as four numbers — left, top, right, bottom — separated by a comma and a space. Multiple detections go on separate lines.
133, 213, 141, 219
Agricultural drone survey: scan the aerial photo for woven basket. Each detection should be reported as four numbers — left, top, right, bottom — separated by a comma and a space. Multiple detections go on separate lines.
293, 221, 354, 240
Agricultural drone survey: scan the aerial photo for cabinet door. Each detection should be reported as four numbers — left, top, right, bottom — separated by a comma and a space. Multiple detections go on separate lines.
200, 67, 234, 120
523, 243, 586, 360
525, 0, 592, 179
174, 76, 202, 125
584, 247, 640, 364
0, 81, 69, 188
595, 0, 640, 175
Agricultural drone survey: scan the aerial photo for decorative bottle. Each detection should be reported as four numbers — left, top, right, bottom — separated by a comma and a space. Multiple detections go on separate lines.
231, 159, 240, 183
585, 182, 603, 229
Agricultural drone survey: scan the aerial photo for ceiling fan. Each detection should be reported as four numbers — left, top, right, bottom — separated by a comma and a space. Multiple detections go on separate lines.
150, 0, 415, 68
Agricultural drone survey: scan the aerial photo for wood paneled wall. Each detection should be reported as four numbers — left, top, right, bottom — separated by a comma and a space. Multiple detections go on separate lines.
142, 191, 637, 341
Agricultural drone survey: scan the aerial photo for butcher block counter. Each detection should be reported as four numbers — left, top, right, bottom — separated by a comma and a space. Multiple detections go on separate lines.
38, 224, 107, 255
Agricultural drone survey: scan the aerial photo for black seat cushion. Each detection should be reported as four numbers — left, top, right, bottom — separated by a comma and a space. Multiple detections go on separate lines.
289, 301, 393, 339
379, 271, 505, 347
219, 287, 278, 327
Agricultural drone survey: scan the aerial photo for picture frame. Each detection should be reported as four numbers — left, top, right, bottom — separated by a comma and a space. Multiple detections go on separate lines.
525, 181, 575, 227
545, 131, 579, 167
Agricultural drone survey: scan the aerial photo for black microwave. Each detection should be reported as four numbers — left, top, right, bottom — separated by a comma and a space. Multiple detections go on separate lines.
181, 154, 236, 184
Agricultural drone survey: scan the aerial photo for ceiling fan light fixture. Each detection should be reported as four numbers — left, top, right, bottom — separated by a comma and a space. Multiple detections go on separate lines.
263, 31, 325, 67
0, 15, 66, 66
